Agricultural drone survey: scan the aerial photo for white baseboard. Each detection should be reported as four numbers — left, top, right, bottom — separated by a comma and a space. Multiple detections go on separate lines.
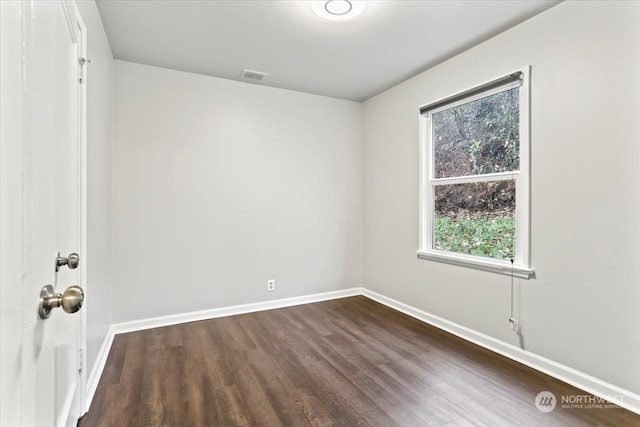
84, 324, 116, 413
58, 382, 76, 427
361, 288, 640, 415
83, 286, 640, 417
111, 287, 363, 335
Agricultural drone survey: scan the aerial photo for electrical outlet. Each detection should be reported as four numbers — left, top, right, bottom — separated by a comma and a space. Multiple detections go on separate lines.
267, 279, 275, 291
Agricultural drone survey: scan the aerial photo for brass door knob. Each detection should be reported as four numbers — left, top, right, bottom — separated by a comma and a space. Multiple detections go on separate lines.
38, 284, 85, 319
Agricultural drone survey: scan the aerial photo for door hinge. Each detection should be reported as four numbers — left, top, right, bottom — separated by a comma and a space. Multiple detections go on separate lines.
78, 348, 86, 373
78, 57, 90, 84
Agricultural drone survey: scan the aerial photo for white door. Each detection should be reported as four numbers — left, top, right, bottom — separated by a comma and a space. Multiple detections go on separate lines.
0, 1, 87, 426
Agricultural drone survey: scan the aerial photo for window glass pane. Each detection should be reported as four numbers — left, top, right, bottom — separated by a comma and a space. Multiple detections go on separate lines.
434, 180, 515, 260
432, 87, 519, 179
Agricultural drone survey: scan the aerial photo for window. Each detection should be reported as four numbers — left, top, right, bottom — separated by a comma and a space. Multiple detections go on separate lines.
418, 68, 533, 278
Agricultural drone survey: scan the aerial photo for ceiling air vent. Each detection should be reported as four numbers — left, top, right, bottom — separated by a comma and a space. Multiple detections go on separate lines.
241, 69, 269, 82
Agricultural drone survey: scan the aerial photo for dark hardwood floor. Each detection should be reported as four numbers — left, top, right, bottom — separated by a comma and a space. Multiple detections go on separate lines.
80, 296, 639, 426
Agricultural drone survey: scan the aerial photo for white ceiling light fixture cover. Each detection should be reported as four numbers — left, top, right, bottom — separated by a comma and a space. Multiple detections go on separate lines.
312, 0, 366, 21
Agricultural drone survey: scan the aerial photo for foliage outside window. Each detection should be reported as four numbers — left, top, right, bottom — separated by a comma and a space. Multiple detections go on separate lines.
418, 69, 533, 278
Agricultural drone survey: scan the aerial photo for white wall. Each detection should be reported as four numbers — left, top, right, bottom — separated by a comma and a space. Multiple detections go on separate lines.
363, 0, 640, 395
112, 61, 362, 323
75, 0, 114, 379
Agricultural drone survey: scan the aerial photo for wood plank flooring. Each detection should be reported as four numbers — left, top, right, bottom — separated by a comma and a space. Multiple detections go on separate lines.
80, 296, 640, 426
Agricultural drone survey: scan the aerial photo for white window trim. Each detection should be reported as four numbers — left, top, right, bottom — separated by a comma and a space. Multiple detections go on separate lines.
417, 66, 534, 279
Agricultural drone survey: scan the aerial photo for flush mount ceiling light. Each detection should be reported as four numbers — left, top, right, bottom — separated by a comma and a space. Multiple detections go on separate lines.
312, 0, 365, 21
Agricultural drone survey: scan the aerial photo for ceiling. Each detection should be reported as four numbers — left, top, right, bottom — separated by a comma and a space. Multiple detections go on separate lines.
96, 0, 560, 102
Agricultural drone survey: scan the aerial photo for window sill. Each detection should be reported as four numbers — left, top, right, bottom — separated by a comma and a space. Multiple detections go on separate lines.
416, 250, 534, 279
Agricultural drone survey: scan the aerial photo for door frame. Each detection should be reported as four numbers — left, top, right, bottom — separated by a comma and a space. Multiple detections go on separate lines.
68, 0, 89, 416
60, 0, 89, 421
